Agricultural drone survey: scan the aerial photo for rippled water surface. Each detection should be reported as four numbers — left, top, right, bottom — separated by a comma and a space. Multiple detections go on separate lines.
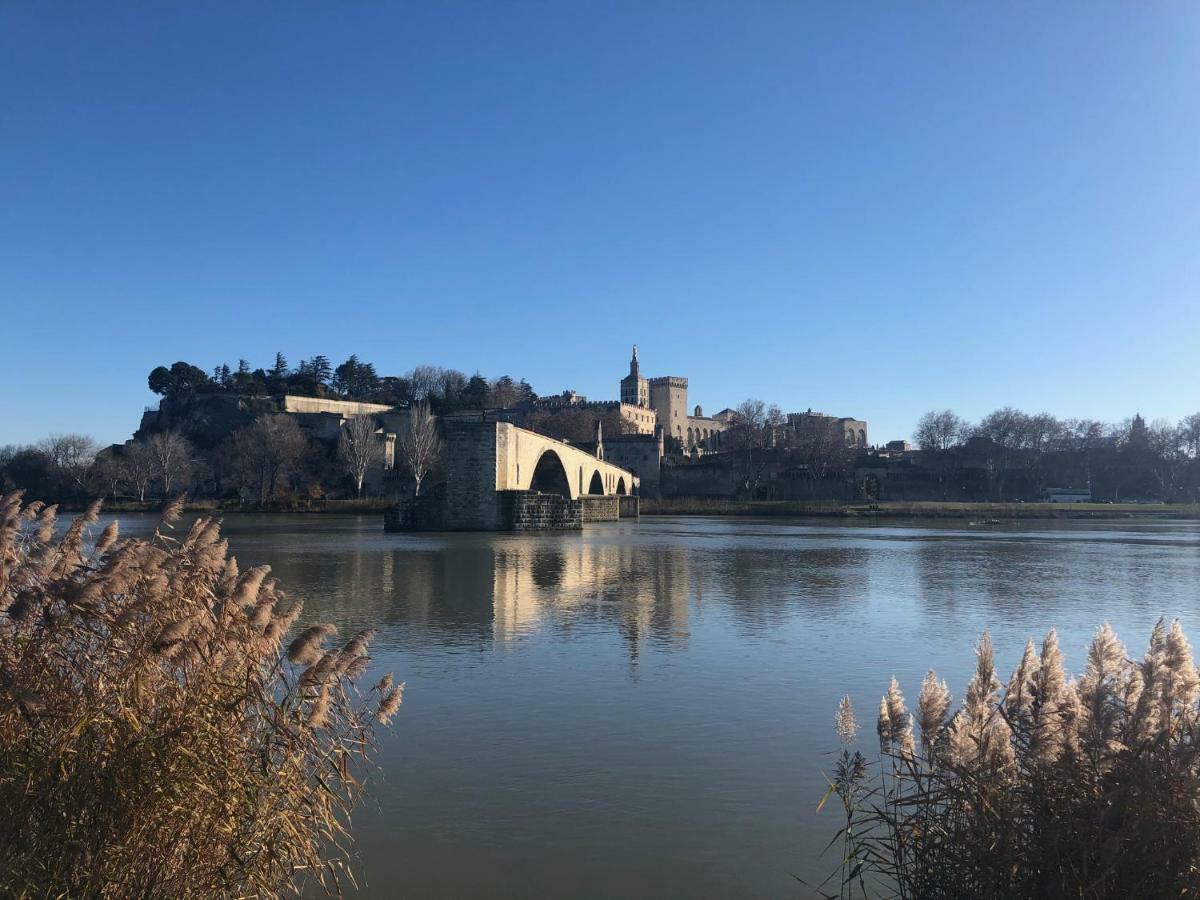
109, 514, 1200, 897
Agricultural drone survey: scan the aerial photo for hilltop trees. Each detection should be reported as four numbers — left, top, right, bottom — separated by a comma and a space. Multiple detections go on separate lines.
148, 362, 212, 399
331, 356, 380, 399
297, 355, 332, 386
143, 354, 539, 419
462, 374, 490, 409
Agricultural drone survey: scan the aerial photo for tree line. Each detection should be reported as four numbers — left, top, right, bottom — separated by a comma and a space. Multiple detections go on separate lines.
912, 407, 1200, 501
915, 407, 1200, 456
149, 353, 539, 414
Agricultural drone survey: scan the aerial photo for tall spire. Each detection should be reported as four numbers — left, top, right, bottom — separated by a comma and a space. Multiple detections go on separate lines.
630, 344, 640, 377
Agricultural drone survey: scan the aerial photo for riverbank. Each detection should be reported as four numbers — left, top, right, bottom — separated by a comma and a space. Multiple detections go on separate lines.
639, 498, 1200, 520
56, 497, 396, 514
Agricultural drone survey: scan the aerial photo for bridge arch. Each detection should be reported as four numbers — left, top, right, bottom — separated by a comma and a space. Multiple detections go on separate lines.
530, 449, 572, 498
587, 470, 605, 495
616, 476, 627, 495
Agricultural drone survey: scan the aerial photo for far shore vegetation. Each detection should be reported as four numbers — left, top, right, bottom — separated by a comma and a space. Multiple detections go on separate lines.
5, 353, 1200, 514
0, 494, 402, 896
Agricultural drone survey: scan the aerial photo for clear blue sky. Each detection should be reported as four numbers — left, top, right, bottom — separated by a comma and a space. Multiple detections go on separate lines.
3, 3, 1198, 447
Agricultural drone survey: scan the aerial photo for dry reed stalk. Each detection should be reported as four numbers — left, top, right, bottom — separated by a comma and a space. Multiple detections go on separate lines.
822, 618, 1200, 899
0, 493, 400, 898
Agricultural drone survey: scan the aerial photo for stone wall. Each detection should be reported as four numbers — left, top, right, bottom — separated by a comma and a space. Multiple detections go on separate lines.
579, 494, 619, 523
499, 491, 582, 530
280, 396, 394, 416
602, 433, 663, 498
618, 495, 640, 518
660, 460, 742, 499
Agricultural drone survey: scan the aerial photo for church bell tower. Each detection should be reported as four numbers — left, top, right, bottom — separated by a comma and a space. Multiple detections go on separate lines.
620, 344, 650, 408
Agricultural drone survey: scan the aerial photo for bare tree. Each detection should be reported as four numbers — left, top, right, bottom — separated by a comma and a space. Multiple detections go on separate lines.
88, 454, 128, 500
338, 414, 383, 498
1180, 412, 1200, 459
914, 410, 967, 451
1055, 418, 1109, 453
405, 365, 443, 402
731, 399, 767, 450
400, 401, 441, 497
125, 441, 156, 502
727, 399, 771, 496
0, 445, 20, 469
148, 430, 194, 497
765, 404, 785, 447
790, 415, 855, 490
228, 415, 310, 506
38, 433, 97, 492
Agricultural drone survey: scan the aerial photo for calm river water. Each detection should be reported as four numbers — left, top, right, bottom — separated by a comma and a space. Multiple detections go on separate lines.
110, 513, 1200, 897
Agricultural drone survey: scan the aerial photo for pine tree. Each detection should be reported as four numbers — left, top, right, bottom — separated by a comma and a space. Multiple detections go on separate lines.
463, 374, 489, 409
311, 355, 332, 386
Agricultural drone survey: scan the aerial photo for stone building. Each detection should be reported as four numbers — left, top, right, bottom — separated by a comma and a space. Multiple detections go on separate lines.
601, 426, 665, 498
785, 410, 869, 448
620, 346, 729, 451
530, 347, 729, 451
532, 389, 658, 435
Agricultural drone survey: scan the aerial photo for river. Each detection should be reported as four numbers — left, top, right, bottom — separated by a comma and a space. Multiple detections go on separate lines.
105, 513, 1200, 897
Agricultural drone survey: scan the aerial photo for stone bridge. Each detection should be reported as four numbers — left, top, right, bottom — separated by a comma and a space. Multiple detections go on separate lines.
493, 423, 638, 500
389, 413, 640, 531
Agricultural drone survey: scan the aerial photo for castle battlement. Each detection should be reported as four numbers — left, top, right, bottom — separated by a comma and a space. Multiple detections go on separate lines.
648, 376, 688, 389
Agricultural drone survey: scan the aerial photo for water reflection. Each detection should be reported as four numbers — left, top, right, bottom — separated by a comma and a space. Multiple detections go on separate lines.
86, 513, 1200, 899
